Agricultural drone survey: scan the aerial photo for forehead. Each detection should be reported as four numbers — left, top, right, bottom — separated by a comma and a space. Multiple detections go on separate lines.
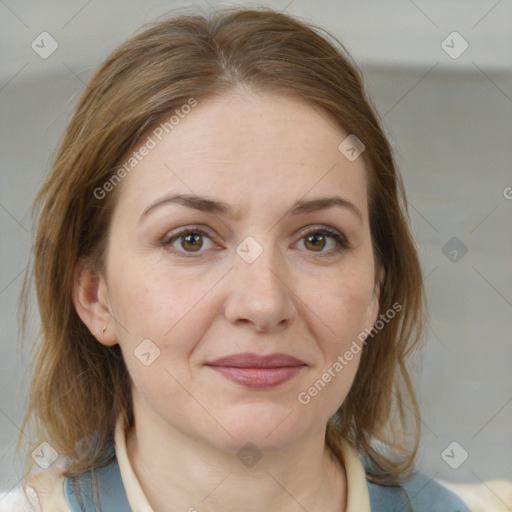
114, 90, 369, 222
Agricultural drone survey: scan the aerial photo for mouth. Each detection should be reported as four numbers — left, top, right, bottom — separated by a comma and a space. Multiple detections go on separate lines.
205, 352, 306, 389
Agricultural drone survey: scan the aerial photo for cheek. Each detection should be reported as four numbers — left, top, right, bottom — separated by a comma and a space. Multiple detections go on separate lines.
301, 268, 375, 409
309, 268, 376, 343
107, 259, 221, 381
108, 254, 186, 331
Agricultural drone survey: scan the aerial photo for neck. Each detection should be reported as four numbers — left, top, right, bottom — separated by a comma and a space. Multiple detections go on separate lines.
125, 402, 347, 512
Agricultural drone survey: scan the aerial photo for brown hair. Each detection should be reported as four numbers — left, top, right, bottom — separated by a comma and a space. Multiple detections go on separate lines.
19, 6, 425, 485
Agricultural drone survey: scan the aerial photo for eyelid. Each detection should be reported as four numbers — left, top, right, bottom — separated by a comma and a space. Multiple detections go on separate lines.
161, 225, 212, 241
296, 225, 349, 244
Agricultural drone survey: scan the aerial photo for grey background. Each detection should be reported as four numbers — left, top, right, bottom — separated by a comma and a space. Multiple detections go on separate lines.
1, 0, 511, 494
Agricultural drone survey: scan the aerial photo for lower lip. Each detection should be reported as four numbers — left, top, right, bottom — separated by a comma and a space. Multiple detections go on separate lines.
207, 366, 305, 388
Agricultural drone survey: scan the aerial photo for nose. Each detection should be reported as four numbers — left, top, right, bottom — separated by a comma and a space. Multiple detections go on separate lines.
223, 243, 296, 333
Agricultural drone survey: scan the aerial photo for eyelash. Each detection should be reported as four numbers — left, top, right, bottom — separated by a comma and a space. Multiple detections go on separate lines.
160, 225, 351, 259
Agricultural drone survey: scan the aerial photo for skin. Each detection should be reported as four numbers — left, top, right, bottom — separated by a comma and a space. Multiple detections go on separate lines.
74, 88, 382, 512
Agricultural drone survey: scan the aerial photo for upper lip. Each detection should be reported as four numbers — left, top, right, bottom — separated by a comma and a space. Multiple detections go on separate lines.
205, 352, 306, 368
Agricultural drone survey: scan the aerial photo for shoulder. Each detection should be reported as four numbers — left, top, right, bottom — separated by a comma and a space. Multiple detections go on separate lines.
1, 465, 71, 512
0, 486, 41, 512
402, 472, 471, 511
367, 471, 471, 512
438, 478, 512, 512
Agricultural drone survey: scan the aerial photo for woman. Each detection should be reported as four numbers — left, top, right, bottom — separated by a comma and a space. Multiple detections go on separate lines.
7, 6, 470, 511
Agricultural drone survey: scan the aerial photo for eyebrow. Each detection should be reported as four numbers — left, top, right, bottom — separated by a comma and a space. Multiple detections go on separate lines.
140, 193, 363, 223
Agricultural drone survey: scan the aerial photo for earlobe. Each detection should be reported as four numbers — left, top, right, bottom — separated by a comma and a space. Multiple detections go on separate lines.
375, 265, 385, 298
365, 265, 385, 332
72, 257, 117, 346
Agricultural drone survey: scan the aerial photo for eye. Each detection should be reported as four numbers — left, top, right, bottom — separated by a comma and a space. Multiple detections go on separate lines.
160, 225, 350, 259
161, 227, 215, 257
295, 226, 350, 256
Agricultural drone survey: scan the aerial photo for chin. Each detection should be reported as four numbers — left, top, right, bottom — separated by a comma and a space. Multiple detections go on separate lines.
210, 403, 308, 451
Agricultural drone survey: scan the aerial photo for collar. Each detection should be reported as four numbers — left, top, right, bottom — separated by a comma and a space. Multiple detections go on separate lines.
116, 416, 371, 512
66, 415, 371, 511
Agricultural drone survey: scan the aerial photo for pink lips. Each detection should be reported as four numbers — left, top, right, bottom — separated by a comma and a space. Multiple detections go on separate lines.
205, 352, 306, 389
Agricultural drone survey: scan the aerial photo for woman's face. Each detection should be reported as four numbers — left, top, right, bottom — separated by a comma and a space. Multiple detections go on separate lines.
98, 90, 380, 451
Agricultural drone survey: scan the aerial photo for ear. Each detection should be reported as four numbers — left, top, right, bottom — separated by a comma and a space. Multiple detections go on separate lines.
364, 264, 385, 330
72, 257, 118, 346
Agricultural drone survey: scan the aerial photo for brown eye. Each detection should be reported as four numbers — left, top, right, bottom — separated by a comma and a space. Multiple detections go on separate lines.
181, 232, 204, 252
296, 227, 350, 256
162, 228, 214, 256
304, 233, 326, 252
